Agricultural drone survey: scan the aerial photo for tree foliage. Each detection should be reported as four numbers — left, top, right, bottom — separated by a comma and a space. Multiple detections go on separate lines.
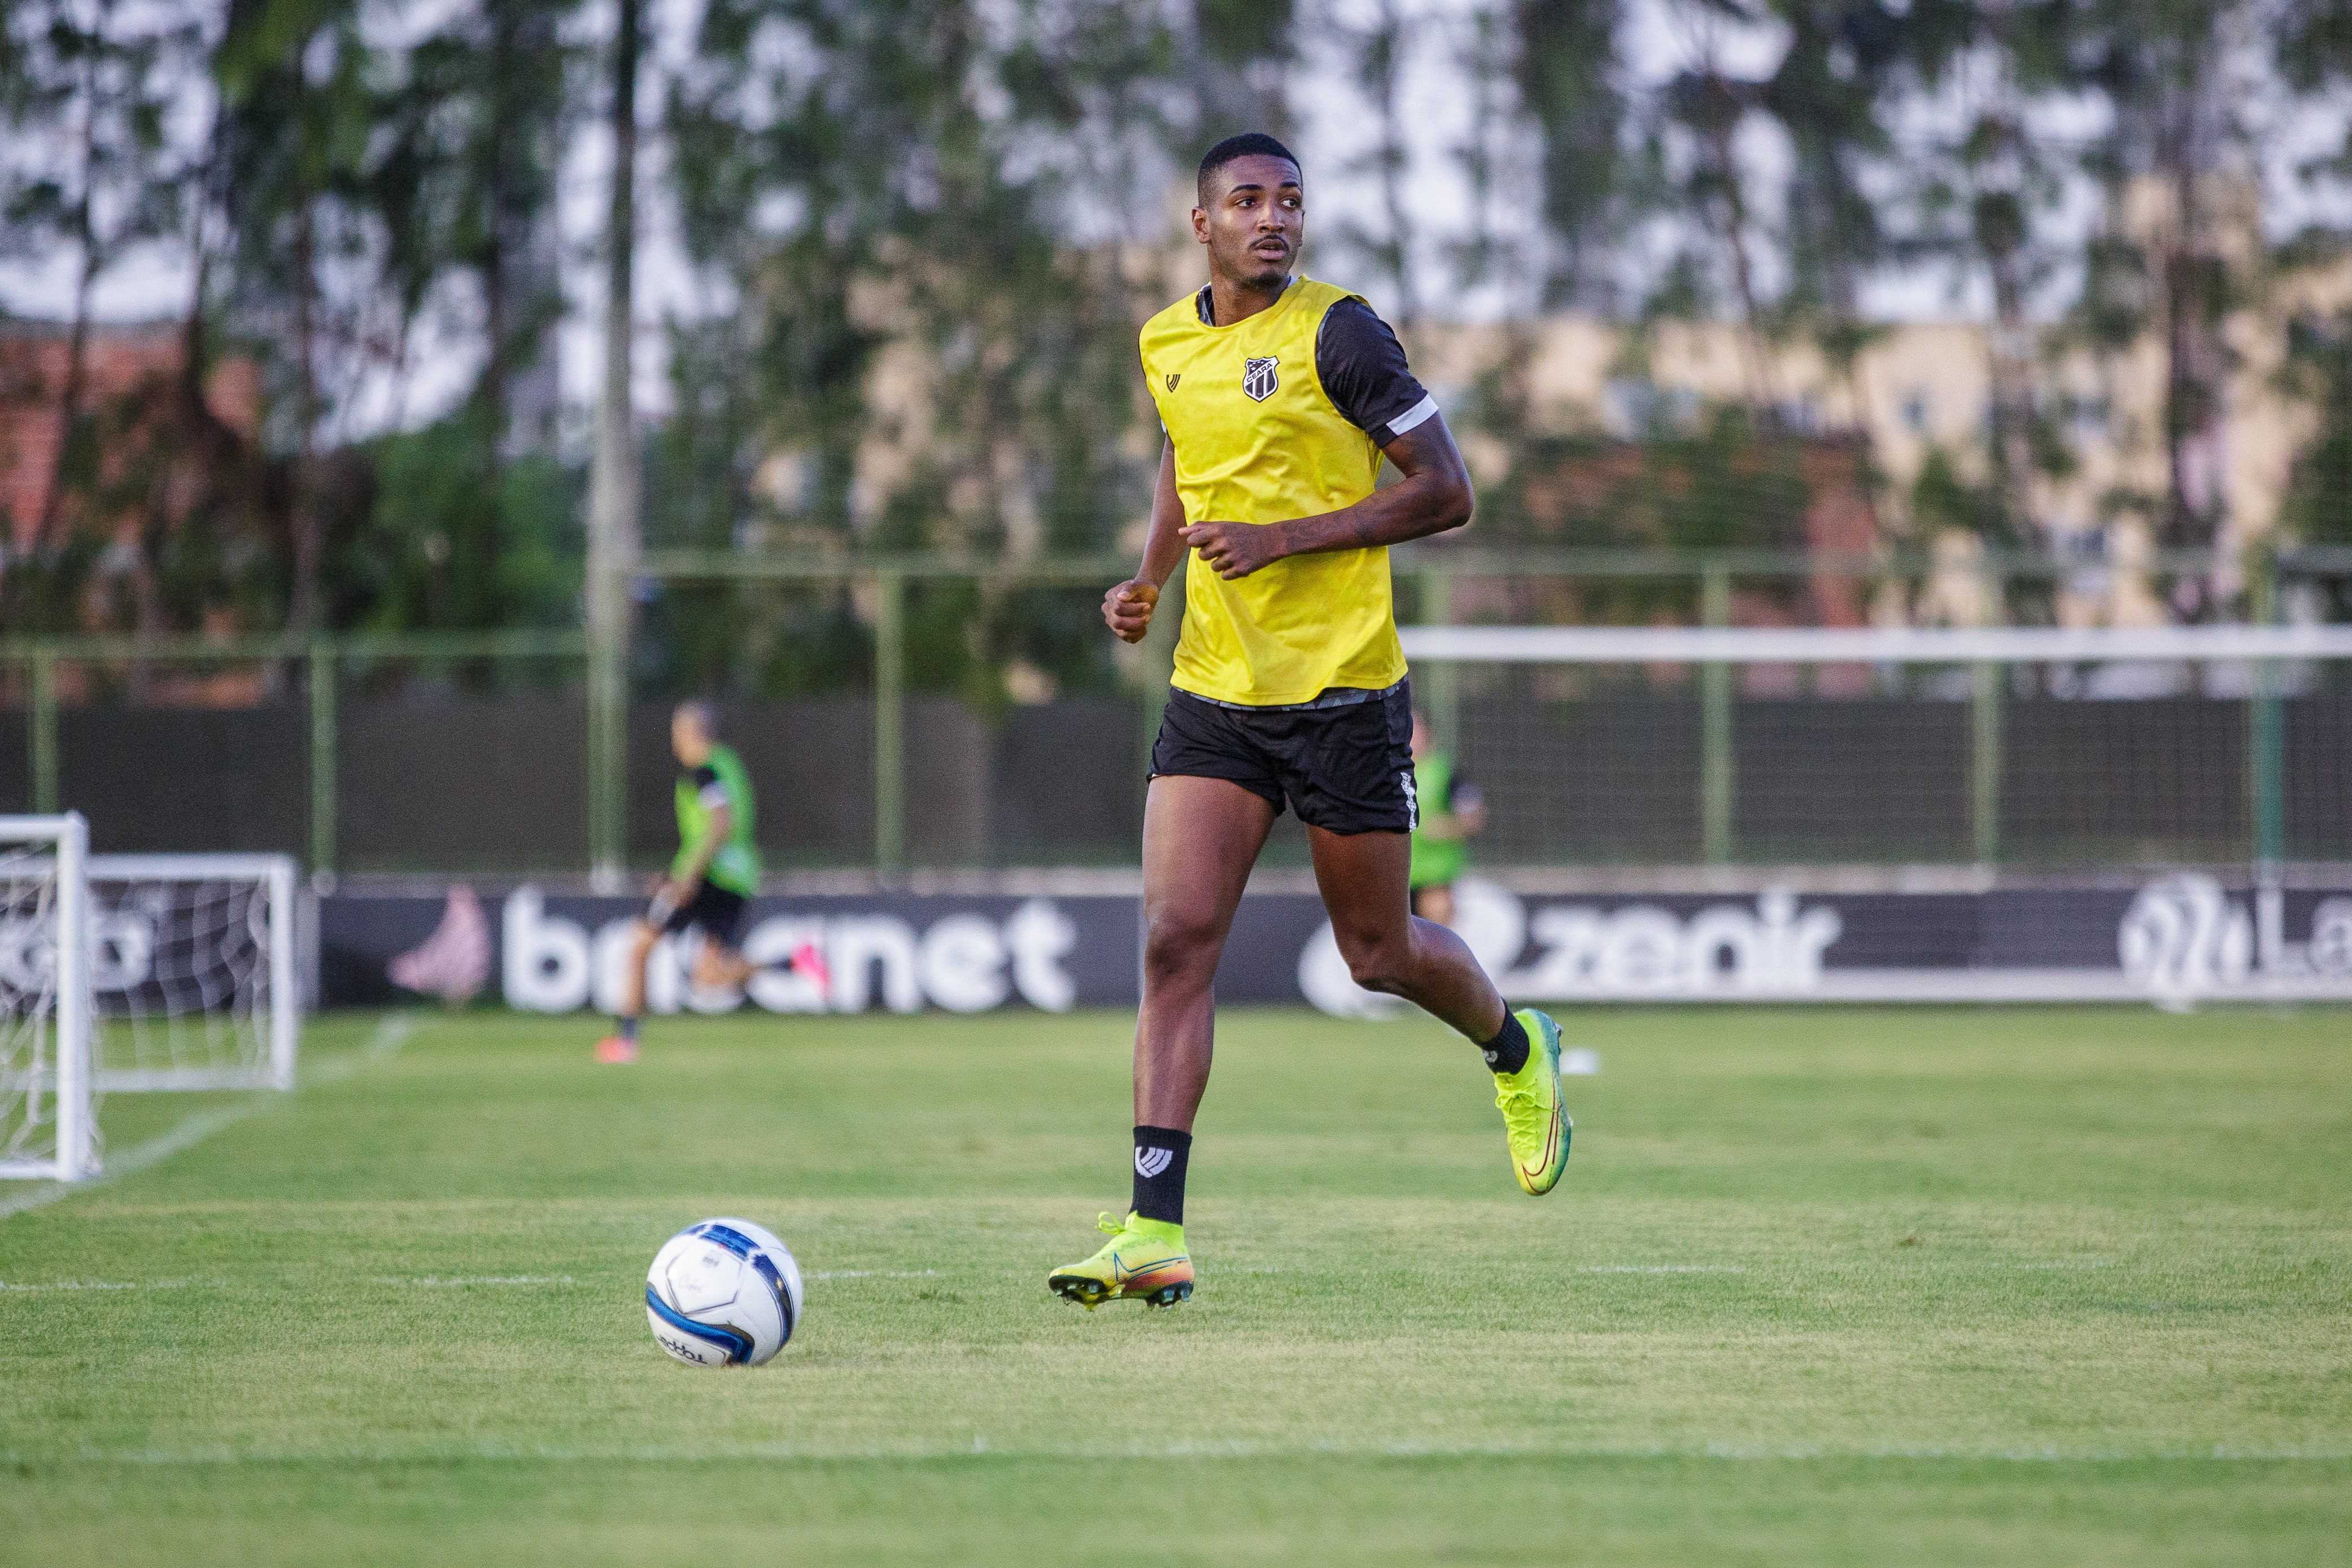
5, 0, 2352, 663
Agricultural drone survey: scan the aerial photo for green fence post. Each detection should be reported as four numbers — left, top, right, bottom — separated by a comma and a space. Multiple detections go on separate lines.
2249, 551, 2284, 868
1970, 661, 2002, 864
874, 567, 905, 877
1699, 565, 1733, 863
1419, 566, 1458, 750
309, 639, 337, 876
29, 648, 58, 815
2251, 664, 2284, 867
587, 634, 628, 890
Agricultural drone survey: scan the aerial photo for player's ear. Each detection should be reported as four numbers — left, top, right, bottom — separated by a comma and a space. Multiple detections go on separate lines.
1190, 205, 1211, 244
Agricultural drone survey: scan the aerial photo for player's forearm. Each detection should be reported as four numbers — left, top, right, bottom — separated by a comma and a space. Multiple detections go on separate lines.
1137, 514, 1188, 588
1136, 446, 1189, 587
1271, 470, 1472, 560
1266, 418, 1473, 562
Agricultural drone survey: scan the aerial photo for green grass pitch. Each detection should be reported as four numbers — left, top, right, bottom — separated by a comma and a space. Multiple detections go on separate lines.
2, 1004, 2348, 1564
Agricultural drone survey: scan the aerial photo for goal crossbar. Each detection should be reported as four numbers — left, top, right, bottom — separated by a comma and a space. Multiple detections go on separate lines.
1399, 623, 2352, 665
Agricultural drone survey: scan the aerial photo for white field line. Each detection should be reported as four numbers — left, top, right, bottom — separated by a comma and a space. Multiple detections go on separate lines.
812, 1269, 942, 1281
0, 1014, 420, 1224
0, 1277, 227, 1292
369, 1276, 579, 1287
13, 1442, 2348, 1466
1579, 1265, 1747, 1274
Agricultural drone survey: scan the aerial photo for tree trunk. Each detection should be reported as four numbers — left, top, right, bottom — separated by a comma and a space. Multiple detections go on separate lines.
285, 199, 324, 639
1701, 102, 1774, 425
32, 251, 99, 561
1366, 0, 1417, 327
584, 0, 642, 888
1986, 241, 2038, 541
2159, 86, 2227, 619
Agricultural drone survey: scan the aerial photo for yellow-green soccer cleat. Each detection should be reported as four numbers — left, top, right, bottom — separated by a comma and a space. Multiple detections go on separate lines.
1046, 1212, 1194, 1310
1494, 1007, 1572, 1195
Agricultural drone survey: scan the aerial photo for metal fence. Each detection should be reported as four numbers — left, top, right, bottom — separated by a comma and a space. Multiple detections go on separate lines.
4, 545, 2348, 876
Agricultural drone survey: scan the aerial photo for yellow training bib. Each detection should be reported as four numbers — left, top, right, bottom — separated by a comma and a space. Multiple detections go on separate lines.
1142, 277, 1408, 706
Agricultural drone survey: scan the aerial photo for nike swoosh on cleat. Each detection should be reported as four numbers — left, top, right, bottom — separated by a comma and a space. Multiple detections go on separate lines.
1518, 1102, 1563, 1181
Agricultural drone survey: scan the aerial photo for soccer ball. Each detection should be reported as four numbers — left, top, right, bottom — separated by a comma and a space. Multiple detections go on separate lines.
644, 1218, 805, 1367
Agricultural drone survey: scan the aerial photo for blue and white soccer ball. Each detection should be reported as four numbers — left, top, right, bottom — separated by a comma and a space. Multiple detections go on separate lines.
644, 1217, 804, 1368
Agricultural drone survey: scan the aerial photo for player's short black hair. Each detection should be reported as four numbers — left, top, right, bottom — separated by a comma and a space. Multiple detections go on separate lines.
1197, 133, 1301, 207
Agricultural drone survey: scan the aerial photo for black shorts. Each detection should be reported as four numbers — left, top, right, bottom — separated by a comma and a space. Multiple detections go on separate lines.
653, 882, 747, 946
1150, 683, 1417, 834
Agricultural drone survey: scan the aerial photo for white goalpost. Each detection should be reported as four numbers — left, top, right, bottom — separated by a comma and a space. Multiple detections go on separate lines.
0, 815, 95, 1182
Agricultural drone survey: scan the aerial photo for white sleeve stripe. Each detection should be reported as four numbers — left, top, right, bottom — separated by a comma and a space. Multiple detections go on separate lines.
1385, 394, 1439, 438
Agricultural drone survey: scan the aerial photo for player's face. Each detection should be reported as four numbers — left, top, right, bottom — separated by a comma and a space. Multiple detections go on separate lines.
670, 710, 708, 766
1193, 155, 1304, 288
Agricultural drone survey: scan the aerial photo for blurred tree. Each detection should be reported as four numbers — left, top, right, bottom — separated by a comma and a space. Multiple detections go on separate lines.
1882, 0, 2074, 546
1512, 0, 1626, 311
1333, 0, 1421, 325
1655, 5, 1777, 422
211, 0, 383, 637
665, 0, 1266, 701
1762, 1, 1969, 433
2068, 0, 2252, 615
360, 1, 579, 640
0, 0, 206, 624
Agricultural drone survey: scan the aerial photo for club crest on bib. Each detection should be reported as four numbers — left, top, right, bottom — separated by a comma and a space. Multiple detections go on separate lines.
1243, 356, 1278, 402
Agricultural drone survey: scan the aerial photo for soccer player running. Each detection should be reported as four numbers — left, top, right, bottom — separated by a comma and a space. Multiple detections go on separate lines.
595, 702, 765, 1064
1048, 134, 1572, 1311
1408, 706, 1487, 929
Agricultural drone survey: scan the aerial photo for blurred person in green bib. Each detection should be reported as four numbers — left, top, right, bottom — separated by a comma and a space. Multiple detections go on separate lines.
1408, 708, 1485, 929
596, 701, 767, 1063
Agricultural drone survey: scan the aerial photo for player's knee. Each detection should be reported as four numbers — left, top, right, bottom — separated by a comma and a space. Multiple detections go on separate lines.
1141, 906, 1223, 986
1338, 929, 1413, 995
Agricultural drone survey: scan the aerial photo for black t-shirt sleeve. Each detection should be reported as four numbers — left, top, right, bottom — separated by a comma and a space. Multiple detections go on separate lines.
1315, 299, 1438, 446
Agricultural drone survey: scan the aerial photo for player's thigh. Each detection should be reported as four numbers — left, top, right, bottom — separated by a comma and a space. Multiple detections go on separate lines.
1141, 774, 1276, 967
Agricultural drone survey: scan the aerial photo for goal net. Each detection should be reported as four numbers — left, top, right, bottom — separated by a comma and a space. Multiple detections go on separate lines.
1397, 623, 2352, 870
0, 815, 95, 1182
89, 855, 299, 1093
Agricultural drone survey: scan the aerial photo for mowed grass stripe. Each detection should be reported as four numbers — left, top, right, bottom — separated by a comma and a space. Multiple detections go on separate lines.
1, 1005, 2348, 1563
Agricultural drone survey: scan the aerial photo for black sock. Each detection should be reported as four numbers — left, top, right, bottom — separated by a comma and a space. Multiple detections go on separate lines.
1131, 1126, 1192, 1226
616, 1016, 639, 1042
1480, 1011, 1529, 1075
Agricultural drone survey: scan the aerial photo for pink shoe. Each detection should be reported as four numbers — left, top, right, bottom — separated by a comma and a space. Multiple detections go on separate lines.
594, 1035, 639, 1064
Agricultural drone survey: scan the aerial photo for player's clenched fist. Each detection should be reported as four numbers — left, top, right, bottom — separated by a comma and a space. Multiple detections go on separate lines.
1103, 579, 1160, 643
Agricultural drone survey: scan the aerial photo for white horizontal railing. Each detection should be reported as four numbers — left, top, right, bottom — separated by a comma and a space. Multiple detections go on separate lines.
1398, 623, 2352, 665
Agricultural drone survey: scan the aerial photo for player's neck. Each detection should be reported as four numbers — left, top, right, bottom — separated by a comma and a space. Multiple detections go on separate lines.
1205, 269, 1291, 327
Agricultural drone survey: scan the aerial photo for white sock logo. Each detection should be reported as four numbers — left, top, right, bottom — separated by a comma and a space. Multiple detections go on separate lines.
1135, 1146, 1173, 1178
